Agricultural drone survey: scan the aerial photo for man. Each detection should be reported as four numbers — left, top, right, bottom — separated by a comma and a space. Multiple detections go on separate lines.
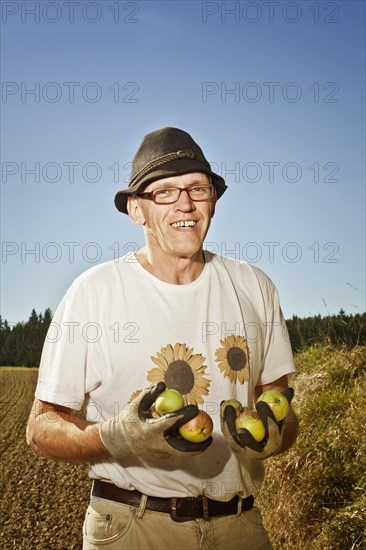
27, 127, 298, 550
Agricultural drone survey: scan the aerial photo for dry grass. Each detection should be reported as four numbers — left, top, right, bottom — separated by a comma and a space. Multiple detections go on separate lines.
257, 345, 366, 549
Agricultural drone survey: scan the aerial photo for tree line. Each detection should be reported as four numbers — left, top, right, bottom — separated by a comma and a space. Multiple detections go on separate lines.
0, 309, 52, 367
286, 309, 365, 352
0, 308, 365, 367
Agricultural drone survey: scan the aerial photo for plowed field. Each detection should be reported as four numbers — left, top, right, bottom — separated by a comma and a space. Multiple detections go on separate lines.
0, 368, 90, 550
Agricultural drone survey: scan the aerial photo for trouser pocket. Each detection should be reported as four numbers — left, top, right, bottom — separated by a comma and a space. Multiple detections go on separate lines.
83, 499, 134, 546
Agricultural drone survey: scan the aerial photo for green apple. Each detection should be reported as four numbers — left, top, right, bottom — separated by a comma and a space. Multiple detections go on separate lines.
256, 390, 289, 422
179, 410, 213, 443
155, 389, 185, 416
235, 409, 266, 443
220, 399, 242, 419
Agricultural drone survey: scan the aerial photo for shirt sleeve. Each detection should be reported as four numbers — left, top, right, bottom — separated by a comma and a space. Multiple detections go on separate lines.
252, 267, 296, 386
35, 277, 91, 409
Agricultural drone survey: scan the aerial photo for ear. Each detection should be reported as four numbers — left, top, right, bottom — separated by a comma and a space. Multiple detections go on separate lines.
127, 196, 146, 225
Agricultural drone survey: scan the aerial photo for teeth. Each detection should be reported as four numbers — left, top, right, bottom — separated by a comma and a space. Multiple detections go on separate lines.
172, 221, 196, 228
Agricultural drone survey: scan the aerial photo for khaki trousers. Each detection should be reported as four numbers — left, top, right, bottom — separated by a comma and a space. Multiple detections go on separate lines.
82, 495, 272, 550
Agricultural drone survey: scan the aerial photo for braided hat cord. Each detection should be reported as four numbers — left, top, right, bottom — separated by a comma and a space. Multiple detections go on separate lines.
129, 149, 201, 188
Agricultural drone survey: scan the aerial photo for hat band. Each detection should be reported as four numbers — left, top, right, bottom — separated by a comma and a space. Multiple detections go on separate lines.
129, 149, 206, 188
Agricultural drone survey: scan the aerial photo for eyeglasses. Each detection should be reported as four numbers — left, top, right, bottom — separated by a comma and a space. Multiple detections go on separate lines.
137, 184, 215, 205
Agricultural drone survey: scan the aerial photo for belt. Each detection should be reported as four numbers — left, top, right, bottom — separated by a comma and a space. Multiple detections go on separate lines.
92, 480, 254, 522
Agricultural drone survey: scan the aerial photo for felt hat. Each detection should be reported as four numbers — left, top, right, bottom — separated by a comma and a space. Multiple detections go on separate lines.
114, 127, 227, 214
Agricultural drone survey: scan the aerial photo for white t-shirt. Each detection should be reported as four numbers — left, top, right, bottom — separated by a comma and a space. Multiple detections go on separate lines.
36, 251, 296, 501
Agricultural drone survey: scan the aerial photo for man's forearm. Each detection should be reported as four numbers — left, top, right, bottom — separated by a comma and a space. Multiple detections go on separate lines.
26, 400, 109, 463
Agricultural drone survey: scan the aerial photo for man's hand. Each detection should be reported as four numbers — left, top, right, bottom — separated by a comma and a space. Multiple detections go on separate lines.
221, 388, 294, 460
99, 382, 213, 460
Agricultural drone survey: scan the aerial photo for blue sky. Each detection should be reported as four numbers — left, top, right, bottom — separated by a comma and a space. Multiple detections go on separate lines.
1, 0, 365, 323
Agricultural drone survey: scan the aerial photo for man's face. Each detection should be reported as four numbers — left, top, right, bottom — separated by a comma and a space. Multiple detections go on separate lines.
128, 172, 216, 260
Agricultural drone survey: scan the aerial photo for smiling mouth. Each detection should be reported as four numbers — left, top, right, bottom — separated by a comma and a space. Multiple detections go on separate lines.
171, 221, 197, 229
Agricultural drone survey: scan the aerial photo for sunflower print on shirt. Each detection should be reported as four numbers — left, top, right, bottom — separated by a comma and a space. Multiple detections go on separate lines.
215, 335, 250, 384
147, 343, 210, 405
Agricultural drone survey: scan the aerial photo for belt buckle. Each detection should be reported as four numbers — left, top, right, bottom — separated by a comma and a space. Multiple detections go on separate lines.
169, 497, 187, 523
169, 497, 198, 523
169, 496, 210, 523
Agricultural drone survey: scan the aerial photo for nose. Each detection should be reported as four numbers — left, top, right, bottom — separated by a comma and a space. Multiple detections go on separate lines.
174, 188, 195, 212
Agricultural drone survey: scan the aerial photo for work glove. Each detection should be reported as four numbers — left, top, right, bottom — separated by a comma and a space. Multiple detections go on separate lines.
99, 382, 213, 460
221, 388, 294, 460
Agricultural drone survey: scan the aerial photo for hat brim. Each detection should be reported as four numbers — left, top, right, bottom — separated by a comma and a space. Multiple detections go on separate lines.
114, 165, 227, 214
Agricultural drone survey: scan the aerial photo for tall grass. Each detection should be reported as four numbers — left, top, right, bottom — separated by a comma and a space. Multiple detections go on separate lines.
257, 345, 366, 549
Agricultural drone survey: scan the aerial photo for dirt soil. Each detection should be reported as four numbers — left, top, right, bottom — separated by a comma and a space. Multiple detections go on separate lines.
1, 368, 90, 550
